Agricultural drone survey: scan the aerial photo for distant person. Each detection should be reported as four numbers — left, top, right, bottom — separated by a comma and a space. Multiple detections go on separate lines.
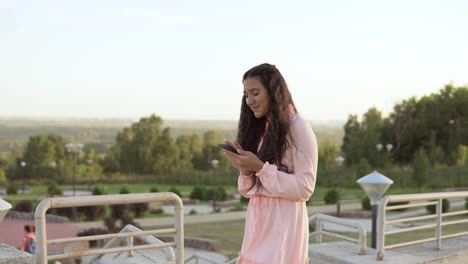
223, 63, 318, 263
20, 224, 36, 254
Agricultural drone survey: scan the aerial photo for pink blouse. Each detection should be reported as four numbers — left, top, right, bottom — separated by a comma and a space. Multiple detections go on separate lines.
237, 114, 318, 264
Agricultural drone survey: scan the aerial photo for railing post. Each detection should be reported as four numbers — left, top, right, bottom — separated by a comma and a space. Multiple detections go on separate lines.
436, 198, 442, 250
35, 199, 52, 264
175, 198, 184, 264
127, 235, 134, 257
315, 219, 322, 243
377, 196, 388, 260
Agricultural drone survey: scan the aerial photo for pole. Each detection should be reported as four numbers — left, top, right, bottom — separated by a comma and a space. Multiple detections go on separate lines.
22, 166, 26, 194
72, 152, 77, 221
371, 204, 377, 249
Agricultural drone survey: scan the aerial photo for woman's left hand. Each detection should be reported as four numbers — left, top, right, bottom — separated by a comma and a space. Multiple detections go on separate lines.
223, 149, 264, 174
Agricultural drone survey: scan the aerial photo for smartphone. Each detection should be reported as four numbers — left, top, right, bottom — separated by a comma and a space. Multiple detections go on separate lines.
218, 143, 238, 154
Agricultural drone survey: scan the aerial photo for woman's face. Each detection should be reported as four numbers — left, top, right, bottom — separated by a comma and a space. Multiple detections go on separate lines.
243, 77, 271, 120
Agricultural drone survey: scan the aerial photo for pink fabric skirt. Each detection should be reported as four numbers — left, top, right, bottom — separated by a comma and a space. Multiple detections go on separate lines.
237, 195, 309, 264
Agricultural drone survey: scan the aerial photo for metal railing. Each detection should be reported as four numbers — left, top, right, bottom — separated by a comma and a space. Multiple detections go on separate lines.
34, 192, 184, 264
309, 213, 367, 255
377, 191, 468, 260
86, 224, 175, 263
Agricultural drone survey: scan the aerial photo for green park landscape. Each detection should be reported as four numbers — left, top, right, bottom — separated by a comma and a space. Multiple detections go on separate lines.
1, 84, 468, 258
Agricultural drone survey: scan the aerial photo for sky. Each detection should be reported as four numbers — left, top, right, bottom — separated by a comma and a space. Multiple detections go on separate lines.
1, 0, 468, 122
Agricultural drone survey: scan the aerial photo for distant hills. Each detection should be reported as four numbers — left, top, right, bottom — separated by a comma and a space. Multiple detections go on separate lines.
0, 117, 344, 154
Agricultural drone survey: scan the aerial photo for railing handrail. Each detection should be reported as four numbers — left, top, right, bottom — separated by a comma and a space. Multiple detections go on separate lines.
34, 192, 184, 264
309, 213, 367, 255
377, 191, 468, 260
380, 191, 468, 202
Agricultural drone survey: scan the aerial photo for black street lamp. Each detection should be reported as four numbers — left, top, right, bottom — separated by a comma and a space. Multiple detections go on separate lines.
20, 161, 26, 194
49, 161, 56, 182
335, 156, 345, 217
65, 143, 83, 221
86, 159, 93, 190
210, 159, 219, 212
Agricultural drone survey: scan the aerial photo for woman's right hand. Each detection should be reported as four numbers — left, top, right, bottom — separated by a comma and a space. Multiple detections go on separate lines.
223, 139, 253, 175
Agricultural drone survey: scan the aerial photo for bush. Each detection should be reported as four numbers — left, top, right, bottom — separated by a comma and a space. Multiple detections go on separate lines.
0, 170, 6, 185
14, 200, 34, 213
361, 196, 371, 211
149, 186, 159, 193
77, 228, 108, 248
190, 186, 207, 200
169, 186, 182, 198
229, 204, 245, 212
111, 204, 129, 219
49, 207, 74, 219
131, 203, 149, 218
466, 198, 468, 210
119, 185, 131, 194
6, 183, 18, 195
92, 185, 108, 195
324, 189, 340, 204
240, 196, 250, 204
78, 206, 106, 221
189, 209, 197, 215
47, 183, 63, 196
205, 188, 216, 201
426, 199, 450, 214
214, 186, 228, 201
150, 208, 164, 215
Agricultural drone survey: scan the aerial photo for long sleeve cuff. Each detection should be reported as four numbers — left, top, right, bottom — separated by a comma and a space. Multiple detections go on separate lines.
255, 161, 271, 177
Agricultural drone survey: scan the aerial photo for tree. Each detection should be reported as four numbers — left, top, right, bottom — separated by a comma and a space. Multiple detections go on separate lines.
175, 135, 195, 170
355, 158, 371, 180
413, 148, 430, 190
152, 127, 180, 174
21, 134, 67, 180
341, 114, 361, 166
318, 140, 340, 171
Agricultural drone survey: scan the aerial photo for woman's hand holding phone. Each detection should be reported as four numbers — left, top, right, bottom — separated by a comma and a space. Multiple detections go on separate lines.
222, 140, 264, 174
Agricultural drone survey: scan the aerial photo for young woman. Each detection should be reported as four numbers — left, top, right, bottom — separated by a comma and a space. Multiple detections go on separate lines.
223, 63, 318, 264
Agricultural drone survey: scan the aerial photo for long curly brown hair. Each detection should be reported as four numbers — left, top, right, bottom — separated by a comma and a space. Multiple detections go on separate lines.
237, 63, 298, 186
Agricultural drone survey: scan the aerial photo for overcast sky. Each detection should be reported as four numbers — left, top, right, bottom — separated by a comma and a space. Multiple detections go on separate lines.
1, 0, 467, 121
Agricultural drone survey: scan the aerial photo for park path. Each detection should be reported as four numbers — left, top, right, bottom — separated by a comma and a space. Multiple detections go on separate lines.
0, 218, 81, 254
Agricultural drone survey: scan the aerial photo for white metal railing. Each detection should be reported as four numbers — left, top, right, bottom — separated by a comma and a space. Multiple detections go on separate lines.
309, 213, 367, 255
34, 192, 184, 264
87, 224, 175, 263
377, 191, 468, 260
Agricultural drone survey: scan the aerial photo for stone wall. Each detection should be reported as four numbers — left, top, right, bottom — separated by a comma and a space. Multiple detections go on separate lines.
0, 243, 35, 264
5, 211, 68, 223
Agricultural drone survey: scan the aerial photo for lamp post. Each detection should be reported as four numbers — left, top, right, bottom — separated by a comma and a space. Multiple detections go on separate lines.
210, 159, 219, 212
376, 143, 393, 168
357, 171, 393, 249
20, 161, 26, 194
86, 159, 93, 190
49, 161, 56, 180
335, 156, 345, 216
65, 143, 83, 221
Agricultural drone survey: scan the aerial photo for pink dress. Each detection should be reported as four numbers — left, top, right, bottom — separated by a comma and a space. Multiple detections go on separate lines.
237, 114, 318, 264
